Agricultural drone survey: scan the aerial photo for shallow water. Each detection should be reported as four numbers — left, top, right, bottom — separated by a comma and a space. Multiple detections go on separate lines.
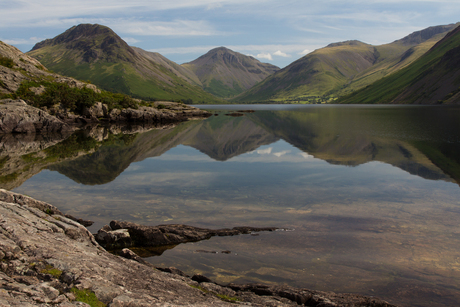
6, 104, 460, 307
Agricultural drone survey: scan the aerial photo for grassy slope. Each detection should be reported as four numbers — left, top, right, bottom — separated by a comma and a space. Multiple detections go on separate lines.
234, 25, 457, 103
338, 26, 460, 104
28, 27, 223, 104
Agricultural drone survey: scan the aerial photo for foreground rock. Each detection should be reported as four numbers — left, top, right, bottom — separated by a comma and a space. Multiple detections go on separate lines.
0, 99, 73, 134
0, 189, 397, 306
96, 220, 278, 249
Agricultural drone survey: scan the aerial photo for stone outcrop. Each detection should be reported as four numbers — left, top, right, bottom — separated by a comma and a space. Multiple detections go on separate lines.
0, 189, 398, 306
68, 101, 210, 125
96, 220, 278, 249
0, 99, 74, 134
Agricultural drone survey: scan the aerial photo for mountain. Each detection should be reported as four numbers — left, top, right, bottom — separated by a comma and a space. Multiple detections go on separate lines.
182, 47, 279, 98
27, 24, 222, 104
234, 24, 458, 103
338, 25, 460, 104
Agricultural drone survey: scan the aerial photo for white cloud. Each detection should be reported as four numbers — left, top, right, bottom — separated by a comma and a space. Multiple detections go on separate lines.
273, 150, 290, 157
2, 37, 44, 45
256, 147, 273, 155
122, 37, 141, 44
300, 152, 314, 159
298, 49, 311, 55
111, 20, 219, 36
273, 50, 291, 57
256, 53, 273, 61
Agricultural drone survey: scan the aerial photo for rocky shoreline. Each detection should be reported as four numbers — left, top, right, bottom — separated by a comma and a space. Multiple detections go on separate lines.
0, 189, 397, 306
0, 98, 210, 135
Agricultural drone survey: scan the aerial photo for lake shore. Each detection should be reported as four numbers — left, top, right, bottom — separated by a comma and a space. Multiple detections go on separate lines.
0, 189, 397, 307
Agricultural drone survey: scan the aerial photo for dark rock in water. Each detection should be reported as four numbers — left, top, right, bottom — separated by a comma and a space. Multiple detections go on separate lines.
237, 110, 255, 113
221, 250, 232, 254
95, 220, 278, 249
196, 250, 218, 254
64, 214, 94, 227
192, 274, 213, 283
225, 112, 244, 117
155, 266, 189, 277
228, 283, 397, 307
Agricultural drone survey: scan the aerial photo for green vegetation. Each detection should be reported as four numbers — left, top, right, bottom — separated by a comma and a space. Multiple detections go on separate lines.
0, 172, 19, 184
41, 264, 63, 278
0, 55, 14, 68
204, 78, 243, 98
71, 288, 106, 307
5, 80, 137, 115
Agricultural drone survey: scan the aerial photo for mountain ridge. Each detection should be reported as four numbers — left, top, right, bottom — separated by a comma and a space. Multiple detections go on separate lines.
234, 23, 459, 103
338, 24, 460, 104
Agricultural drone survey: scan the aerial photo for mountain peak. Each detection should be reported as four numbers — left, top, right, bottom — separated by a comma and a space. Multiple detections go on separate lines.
326, 40, 368, 48
30, 23, 135, 63
182, 47, 279, 98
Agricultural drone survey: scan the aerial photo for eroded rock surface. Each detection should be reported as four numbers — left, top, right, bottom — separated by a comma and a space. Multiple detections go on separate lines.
0, 99, 74, 134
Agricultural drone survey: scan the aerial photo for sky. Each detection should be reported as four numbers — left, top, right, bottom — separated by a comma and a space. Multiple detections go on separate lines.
1, 0, 459, 68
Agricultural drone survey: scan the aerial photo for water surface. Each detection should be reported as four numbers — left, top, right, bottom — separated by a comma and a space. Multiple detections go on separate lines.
4, 104, 460, 307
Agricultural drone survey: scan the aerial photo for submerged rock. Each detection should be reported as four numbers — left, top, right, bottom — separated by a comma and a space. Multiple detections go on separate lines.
95, 220, 278, 249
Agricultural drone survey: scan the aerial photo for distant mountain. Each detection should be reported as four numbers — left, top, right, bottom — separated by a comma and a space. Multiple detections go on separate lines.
182, 47, 279, 98
338, 25, 460, 104
234, 24, 458, 103
27, 24, 222, 103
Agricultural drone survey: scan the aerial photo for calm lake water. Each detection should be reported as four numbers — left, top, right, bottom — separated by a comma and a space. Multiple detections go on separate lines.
4, 104, 460, 307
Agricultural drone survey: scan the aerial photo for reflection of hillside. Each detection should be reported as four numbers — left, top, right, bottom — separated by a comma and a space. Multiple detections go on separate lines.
48, 115, 279, 184
48, 120, 204, 185
182, 115, 279, 161
0, 132, 100, 190
249, 108, 457, 184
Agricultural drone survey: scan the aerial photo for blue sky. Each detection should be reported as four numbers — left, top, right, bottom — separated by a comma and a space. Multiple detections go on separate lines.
1, 0, 459, 68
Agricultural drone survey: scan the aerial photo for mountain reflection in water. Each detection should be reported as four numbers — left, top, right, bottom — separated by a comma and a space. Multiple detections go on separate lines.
5, 105, 460, 307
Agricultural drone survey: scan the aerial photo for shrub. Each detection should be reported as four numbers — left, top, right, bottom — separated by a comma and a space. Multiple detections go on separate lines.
13, 80, 139, 115
0, 56, 14, 68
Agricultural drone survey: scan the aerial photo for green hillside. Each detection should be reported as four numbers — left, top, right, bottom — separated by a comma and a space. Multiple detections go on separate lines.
27, 24, 223, 104
234, 24, 458, 103
182, 47, 279, 98
338, 25, 460, 104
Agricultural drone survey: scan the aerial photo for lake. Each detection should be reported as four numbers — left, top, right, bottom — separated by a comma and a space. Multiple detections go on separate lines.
3, 104, 460, 307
